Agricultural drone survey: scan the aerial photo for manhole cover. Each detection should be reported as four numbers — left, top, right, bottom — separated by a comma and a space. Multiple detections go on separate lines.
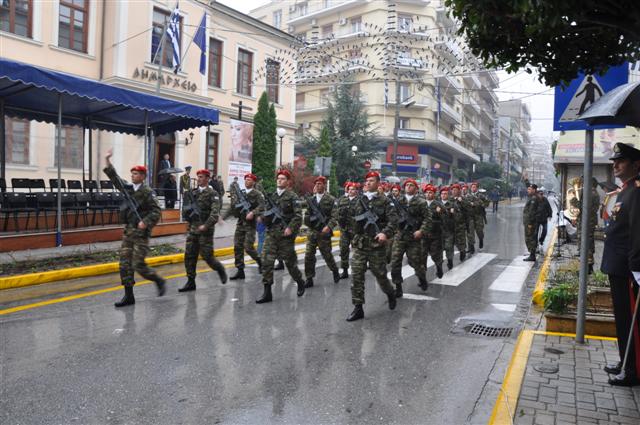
467, 323, 513, 338
533, 364, 559, 374
544, 347, 565, 355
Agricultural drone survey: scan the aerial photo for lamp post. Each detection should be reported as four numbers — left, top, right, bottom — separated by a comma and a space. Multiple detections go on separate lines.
277, 127, 286, 166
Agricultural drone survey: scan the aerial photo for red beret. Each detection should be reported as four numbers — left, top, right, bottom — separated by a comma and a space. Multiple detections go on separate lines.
343, 181, 351, 188
403, 178, 418, 188
365, 171, 380, 180
345, 182, 358, 190
440, 186, 450, 193
244, 173, 258, 182
130, 165, 147, 174
196, 169, 211, 177
314, 176, 327, 184
392, 184, 401, 191
423, 184, 436, 193
471, 181, 479, 187
355, 182, 362, 189
461, 183, 468, 189
451, 183, 461, 190
276, 169, 292, 179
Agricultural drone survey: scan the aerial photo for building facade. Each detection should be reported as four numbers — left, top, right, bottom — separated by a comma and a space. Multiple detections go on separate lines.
1, 0, 296, 191
497, 99, 531, 180
250, 0, 499, 184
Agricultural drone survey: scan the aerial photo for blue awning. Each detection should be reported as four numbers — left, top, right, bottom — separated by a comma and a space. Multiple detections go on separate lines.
0, 58, 219, 135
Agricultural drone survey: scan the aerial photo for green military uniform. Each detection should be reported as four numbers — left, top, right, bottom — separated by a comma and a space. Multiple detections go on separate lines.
350, 193, 398, 307
468, 189, 490, 248
179, 174, 192, 195
386, 193, 400, 264
303, 192, 340, 285
453, 194, 470, 260
570, 181, 600, 267
336, 193, 357, 275
103, 164, 165, 305
260, 188, 306, 296
424, 198, 445, 276
442, 198, 466, 267
390, 194, 431, 294
224, 186, 264, 274
523, 192, 539, 259
181, 186, 227, 288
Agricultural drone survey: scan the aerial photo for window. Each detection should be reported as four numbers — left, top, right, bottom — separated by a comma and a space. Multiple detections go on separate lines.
350, 16, 362, 33
399, 118, 410, 129
208, 38, 222, 88
0, 0, 32, 38
58, 0, 88, 52
236, 49, 253, 96
399, 83, 411, 102
272, 10, 281, 28
4, 117, 29, 164
151, 8, 181, 67
206, 132, 219, 174
348, 48, 362, 60
54, 126, 83, 169
398, 14, 412, 32
266, 59, 280, 103
296, 93, 305, 109
321, 24, 332, 39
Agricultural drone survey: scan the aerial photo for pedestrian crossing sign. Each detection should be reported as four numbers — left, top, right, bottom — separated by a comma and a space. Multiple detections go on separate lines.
553, 64, 628, 131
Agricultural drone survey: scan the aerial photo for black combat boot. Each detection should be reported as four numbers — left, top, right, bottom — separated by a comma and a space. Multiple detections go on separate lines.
447, 259, 453, 270
178, 278, 196, 292
274, 260, 285, 270
215, 264, 228, 284
604, 362, 622, 375
346, 304, 364, 322
255, 284, 273, 304
305, 277, 314, 288
460, 251, 466, 262
418, 276, 429, 291
387, 291, 397, 310
523, 252, 536, 262
296, 279, 306, 297
395, 282, 403, 298
340, 268, 349, 279
468, 245, 475, 255
256, 258, 263, 274
229, 268, 245, 280
332, 269, 341, 283
436, 264, 444, 279
479, 238, 484, 249
115, 285, 135, 307
155, 277, 166, 296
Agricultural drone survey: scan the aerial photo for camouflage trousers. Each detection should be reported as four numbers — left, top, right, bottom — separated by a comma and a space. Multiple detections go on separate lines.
305, 230, 338, 278
119, 227, 162, 286
351, 242, 395, 305
444, 226, 466, 259
261, 228, 303, 285
390, 235, 426, 284
524, 223, 538, 254
466, 219, 475, 250
234, 221, 260, 269
185, 228, 225, 280
339, 229, 354, 269
472, 215, 485, 242
423, 233, 443, 267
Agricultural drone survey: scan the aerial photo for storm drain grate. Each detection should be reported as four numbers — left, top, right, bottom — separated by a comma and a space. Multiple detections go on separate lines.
468, 323, 513, 338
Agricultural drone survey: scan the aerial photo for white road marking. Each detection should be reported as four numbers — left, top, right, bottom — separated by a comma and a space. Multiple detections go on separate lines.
492, 303, 517, 312
430, 253, 497, 287
402, 293, 439, 301
488, 256, 534, 292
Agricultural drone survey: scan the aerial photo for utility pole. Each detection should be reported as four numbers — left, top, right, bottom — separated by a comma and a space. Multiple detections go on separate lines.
506, 127, 512, 199
392, 73, 401, 176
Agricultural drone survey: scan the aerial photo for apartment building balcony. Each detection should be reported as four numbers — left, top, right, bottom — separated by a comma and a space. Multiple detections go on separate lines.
435, 133, 480, 162
479, 69, 499, 88
438, 74, 461, 95
434, 39, 462, 65
439, 101, 461, 124
287, 0, 361, 25
481, 104, 495, 121
479, 87, 498, 106
462, 123, 481, 141
435, 7, 454, 26
397, 128, 426, 141
396, 56, 428, 73
463, 74, 481, 89
479, 123, 493, 143
389, 94, 431, 109
296, 100, 329, 116
463, 94, 481, 115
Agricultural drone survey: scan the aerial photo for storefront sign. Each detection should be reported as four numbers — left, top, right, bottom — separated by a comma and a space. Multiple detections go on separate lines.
386, 144, 418, 164
132, 67, 197, 92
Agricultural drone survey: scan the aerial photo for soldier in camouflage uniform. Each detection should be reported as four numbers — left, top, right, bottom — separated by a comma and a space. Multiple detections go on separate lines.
523, 184, 540, 261
390, 179, 430, 297
303, 176, 341, 287
386, 184, 401, 264
451, 184, 469, 262
440, 187, 458, 270
256, 169, 306, 303
469, 182, 490, 249
461, 183, 477, 255
570, 177, 601, 273
177, 169, 228, 292
346, 171, 398, 322
224, 173, 264, 280
103, 150, 165, 307
423, 184, 445, 278
336, 182, 359, 279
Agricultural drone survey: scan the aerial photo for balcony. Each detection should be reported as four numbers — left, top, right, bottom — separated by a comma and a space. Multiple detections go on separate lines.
296, 99, 329, 116
463, 94, 481, 115
436, 133, 480, 162
434, 39, 462, 66
333, 22, 366, 40
462, 123, 481, 140
439, 101, 461, 124
397, 128, 426, 141
389, 94, 431, 109
435, 7, 454, 26
287, 0, 361, 25
437, 74, 461, 95
396, 55, 427, 72
463, 74, 481, 89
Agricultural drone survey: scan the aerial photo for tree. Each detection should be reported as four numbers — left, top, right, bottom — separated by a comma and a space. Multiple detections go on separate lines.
252, 92, 277, 192
471, 162, 502, 180
445, 0, 640, 86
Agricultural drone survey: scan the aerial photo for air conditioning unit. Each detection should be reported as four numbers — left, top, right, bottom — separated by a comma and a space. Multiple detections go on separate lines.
339, 18, 347, 25
303, 122, 311, 129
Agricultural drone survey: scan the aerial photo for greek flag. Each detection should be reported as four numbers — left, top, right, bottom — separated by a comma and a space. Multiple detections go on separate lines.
166, 4, 182, 73
193, 13, 207, 75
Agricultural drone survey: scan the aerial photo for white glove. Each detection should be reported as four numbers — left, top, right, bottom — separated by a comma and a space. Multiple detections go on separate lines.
633, 271, 640, 287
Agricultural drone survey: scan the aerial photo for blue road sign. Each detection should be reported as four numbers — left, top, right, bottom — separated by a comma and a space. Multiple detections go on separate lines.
553, 64, 628, 131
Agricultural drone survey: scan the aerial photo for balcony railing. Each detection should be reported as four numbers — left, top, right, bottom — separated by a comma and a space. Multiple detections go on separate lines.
288, 0, 360, 23
439, 101, 461, 124
397, 128, 425, 140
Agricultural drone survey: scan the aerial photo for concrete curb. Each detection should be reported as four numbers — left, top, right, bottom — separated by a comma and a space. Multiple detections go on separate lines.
532, 227, 558, 306
0, 232, 340, 291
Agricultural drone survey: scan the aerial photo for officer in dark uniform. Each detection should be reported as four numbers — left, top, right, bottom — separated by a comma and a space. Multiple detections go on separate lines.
601, 143, 640, 387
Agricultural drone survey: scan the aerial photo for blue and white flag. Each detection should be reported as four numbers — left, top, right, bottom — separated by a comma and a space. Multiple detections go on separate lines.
166, 4, 182, 73
193, 13, 207, 75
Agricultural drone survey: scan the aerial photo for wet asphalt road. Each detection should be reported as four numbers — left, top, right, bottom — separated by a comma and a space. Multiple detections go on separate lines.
0, 201, 548, 424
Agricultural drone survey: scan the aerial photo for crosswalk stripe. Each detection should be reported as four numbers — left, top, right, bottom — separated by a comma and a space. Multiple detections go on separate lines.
402, 293, 439, 301
488, 256, 533, 292
492, 303, 517, 312
430, 253, 497, 287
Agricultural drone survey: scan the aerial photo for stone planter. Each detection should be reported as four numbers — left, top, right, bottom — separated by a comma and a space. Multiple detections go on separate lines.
586, 288, 613, 312
545, 312, 617, 337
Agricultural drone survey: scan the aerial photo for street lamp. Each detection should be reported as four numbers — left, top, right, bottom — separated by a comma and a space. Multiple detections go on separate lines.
351, 145, 358, 156
277, 127, 286, 166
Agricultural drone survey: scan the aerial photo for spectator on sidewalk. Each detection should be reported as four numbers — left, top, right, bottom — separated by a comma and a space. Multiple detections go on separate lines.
489, 188, 500, 212
601, 142, 640, 387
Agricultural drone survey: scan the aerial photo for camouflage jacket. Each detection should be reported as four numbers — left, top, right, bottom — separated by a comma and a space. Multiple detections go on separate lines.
523, 195, 539, 225
454, 196, 472, 222
352, 193, 398, 246
395, 194, 431, 240
336, 195, 358, 233
425, 199, 445, 236
223, 187, 265, 225
468, 191, 490, 215
304, 192, 338, 232
442, 200, 465, 231
187, 186, 221, 230
263, 189, 302, 234
103, 164, 161, 230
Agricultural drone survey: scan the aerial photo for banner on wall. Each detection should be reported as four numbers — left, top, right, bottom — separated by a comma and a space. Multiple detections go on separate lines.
227, 119, 254, 189
554, 127, 640, 164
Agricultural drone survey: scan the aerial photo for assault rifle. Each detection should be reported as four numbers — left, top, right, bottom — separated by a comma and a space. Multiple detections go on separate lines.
306, 196, 329, 228
263, 194, 287, 226
389, 196, 418, 231
182, 189, 202, 223
114, 174, 143, 225
355, 196, 380, 234
232, 185, 252, 215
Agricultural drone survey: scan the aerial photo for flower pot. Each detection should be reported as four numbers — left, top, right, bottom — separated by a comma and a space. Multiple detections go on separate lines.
545, 312, 617, 337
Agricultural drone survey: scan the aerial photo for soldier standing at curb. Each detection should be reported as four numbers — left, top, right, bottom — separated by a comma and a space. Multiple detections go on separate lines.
103, 150, 165, 307
450, 183, 468, 262
469, 182, 490, 249
178, 169, 228, 292
336, 182, 358, 279
346, 171, 398, 322
523, 183, 539, 262
423, 184, 445, 278
225, 173, 264, 280
303, 176, 340, 288
390, 178, 430, 297
256, 169, 306, 304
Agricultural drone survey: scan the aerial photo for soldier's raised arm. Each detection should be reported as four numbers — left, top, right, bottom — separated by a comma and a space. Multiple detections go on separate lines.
103, 149, 129, 192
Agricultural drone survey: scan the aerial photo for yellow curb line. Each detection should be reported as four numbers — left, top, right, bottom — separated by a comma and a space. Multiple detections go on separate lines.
0, 240, 341, 316
0, 232, 341, 291
488, 329, 616, 425
532, 228, 558, 306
